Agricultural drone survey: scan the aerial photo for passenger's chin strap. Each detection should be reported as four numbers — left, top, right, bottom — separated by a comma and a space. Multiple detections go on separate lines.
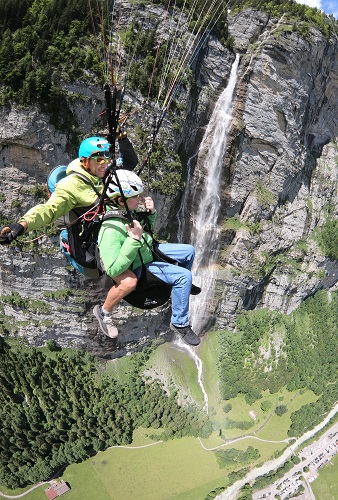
104, 164, 134, 225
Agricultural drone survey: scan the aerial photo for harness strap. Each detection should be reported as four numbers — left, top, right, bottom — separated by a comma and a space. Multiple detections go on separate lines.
102, 209, 129, 222
69, 172, 102, 198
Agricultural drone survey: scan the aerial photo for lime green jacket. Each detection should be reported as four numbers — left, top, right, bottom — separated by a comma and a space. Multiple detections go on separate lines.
98, 208, 157, 278
20, 160, 103, 231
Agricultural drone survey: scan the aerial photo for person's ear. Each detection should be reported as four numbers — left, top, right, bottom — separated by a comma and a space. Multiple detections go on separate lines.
117, 197, 125, 207
81, 158, 91, 172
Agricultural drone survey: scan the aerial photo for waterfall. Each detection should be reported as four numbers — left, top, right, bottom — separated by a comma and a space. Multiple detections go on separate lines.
180, 54, 240, 335
172, 56, 240, 414
173, 336, 209, 412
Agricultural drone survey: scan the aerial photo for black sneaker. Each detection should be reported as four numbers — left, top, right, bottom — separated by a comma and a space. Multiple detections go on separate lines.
171, 324, 200, 346
190, 284, 201, 295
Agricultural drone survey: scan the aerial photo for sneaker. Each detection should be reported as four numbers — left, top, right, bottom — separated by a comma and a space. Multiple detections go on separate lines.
190, 284, 201, 295
171, 324, 200, 346
93, 305, 118, 338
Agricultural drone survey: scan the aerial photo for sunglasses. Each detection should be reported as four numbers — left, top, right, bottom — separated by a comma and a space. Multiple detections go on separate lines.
89, 152, 111, 164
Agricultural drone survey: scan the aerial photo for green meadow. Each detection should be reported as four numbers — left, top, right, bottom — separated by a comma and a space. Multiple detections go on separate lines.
311, 453, 338, 500
0, 432, 284, 500
0, 330, 323, 500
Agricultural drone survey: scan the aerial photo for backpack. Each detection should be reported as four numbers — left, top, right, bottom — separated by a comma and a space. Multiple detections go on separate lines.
47, 165, 104, 270
47, 165, 173, 309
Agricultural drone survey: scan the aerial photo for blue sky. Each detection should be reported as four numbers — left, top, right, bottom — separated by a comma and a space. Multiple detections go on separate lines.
295, 0, 338, 18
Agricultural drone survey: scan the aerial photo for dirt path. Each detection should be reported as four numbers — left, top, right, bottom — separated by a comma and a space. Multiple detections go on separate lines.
0, 482, 48, 499
198, 434, 295, 451
0, 442, 163, 498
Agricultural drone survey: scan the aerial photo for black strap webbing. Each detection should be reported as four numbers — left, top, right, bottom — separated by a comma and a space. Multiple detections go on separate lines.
69, 172, 102, 198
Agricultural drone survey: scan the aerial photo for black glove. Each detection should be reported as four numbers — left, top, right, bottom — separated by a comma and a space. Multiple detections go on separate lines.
0, 223, 25, 245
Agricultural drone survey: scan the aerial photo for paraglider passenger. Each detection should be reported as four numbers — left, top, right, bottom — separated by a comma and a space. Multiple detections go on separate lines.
93, 169, 201, 346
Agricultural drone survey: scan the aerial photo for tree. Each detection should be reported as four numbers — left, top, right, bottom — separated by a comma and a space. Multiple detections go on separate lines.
260, 400, 272, 412
46, 339, 58, 351
223, 403, 232, 413
275, 405, 287, 416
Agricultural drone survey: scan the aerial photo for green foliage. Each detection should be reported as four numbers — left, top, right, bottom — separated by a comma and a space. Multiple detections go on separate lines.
251, 455, 299, 491
315, 219, 338, 259
228, 467, 250, 484
215, 446, 260, 469
0, 339, 211, 489
255, 180, 276, 206
32, 183, 49, 201
293, 21, 311, 40
147, 141, 183, 196
148, 0, 229, 45
275, 404, 287, 416
46, 339, 59, 351
223, 217, 244, 231
230, 0, 337, 37
227, 419, 254, 430
0, 0, 101, 135
124, 26, 164, 98
260, 399, 272, 412
205, 485, 228, 499
0, 0, 231, 114
218, 290, 338, 436
0, 212, 13, 226
223, 403, 232, 413
43, 289, 72, 301
0, 291, 47, 312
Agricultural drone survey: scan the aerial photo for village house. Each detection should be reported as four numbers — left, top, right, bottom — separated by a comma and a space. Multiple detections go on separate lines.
45, 480, 70, 499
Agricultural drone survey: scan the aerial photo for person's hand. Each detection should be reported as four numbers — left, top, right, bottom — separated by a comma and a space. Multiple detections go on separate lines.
144, 196, 155, 214
116, 125, 127, 141
0, 223, 25, 245
126, 220, 143, 241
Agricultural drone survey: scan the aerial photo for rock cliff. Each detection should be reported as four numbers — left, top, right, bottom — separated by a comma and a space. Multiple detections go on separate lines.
217, 9, 338, 326
0, 5, 337, 357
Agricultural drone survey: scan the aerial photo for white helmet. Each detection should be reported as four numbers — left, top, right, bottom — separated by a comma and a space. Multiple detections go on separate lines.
106, 170, 144, 199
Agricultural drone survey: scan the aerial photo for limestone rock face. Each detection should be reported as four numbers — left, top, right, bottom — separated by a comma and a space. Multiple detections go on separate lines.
214, 15, 338, 326
1, 5, 338, 355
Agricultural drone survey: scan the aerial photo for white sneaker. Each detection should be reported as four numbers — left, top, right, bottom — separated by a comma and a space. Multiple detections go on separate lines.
93, 305, 118, 338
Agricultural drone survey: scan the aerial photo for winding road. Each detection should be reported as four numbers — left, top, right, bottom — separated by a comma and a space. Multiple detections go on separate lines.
2, 402, 337, 499
216, 401, 338, 499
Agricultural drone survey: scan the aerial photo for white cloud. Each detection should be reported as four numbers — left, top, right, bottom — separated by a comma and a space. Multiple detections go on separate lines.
295, 0, 338, 17
295, 0, 322, 8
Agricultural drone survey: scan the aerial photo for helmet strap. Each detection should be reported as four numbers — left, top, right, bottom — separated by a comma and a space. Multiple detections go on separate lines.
112, 170, 133, 223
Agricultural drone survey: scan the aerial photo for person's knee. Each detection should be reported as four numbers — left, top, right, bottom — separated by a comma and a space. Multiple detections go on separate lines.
175, 268, 192, 287
123, 275, 138, 293
186, 244, 195, 258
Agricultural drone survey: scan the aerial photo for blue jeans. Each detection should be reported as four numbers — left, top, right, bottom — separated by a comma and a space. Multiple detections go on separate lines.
135, 243, 195, 327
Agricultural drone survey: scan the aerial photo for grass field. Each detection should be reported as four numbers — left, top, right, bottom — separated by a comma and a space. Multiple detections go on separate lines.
311, 452, 338, 500
0, 435, 230, 500
0, 332, 328, 499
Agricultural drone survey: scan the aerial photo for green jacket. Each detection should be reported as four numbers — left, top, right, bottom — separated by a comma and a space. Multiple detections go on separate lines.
20, 160, 102, 231
20, 137, 138, 232
98, 208, 157, 278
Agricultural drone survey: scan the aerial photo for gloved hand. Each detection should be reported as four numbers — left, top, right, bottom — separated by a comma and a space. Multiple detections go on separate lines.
0, 223, 25, 245
116, 125, 127, 141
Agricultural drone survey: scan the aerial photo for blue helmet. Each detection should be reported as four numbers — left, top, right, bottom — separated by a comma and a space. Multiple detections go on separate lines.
78, 136, 110, 158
